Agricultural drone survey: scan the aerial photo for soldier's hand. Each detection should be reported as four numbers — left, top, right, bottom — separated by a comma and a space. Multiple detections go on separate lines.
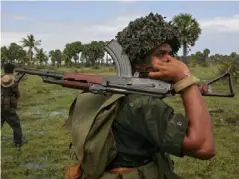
149, 55, 190, 83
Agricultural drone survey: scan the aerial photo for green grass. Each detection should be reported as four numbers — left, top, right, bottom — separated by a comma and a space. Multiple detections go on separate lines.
1, 66, 238, 179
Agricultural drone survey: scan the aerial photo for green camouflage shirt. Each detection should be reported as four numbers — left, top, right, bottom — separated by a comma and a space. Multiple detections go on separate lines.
1, 83, 20, 112
109, 95, 188, 168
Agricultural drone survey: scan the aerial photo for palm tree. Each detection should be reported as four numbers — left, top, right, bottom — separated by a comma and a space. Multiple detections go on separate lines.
20, 34, 41, 65
49, 50, 57, 66
35, 48, 48, 65
171, 13, 201, 64
203, 48, 210, 57
203, 48, 210, 66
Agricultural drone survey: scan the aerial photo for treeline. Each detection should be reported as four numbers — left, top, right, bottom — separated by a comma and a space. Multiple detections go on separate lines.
187, 49, 238, 67
1, 34, 113, 68
1, 34, 238, 68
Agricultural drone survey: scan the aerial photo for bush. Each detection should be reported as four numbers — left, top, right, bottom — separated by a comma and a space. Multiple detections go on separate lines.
217, 57, 239, 84
92, 65, 100, 69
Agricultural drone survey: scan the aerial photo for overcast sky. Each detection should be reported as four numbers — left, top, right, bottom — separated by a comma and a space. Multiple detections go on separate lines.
1, 1, 239, 55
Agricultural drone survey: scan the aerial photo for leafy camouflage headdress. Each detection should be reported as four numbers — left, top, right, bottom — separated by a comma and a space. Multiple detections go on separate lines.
115, 13, 181, 65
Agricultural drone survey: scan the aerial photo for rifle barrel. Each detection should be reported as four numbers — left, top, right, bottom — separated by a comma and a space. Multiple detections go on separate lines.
15, 68, 64, 79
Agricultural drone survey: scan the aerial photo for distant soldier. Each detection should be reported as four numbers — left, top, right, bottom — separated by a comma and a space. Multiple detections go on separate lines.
1, 63, 28, 147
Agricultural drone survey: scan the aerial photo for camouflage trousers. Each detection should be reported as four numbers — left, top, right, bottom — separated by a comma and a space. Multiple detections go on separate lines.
1, 110, 23, 145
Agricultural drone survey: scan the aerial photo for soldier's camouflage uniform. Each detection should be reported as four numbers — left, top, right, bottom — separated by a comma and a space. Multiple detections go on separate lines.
66, 92, 188, 179
1, 79, 23, 146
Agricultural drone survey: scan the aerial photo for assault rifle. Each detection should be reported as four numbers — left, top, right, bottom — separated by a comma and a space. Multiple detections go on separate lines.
15, 40, 235, 98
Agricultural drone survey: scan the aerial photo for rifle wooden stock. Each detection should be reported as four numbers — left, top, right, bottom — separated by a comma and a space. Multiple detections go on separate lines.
62, 73, 104, 91
64, 73, 104, 84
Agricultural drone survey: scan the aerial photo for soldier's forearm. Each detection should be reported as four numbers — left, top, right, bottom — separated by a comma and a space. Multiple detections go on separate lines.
180, 85, 215, 159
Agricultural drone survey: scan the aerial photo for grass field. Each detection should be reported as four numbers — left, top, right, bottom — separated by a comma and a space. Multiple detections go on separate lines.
1, 66, 238, 179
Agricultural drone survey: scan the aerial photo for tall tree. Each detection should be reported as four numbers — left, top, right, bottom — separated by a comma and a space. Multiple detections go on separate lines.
35, 48, 48, 65
6, 43, 27, 64
214, 53, 222, 63
49, 50, 56, 66
20, 34, 41, 65
230, 52, 237, 59
54, 49, 62, 67
63, 41, 83, 64
82, 41, 105, 66
61, 53, 71, 67
195, 51, 204, 65
1, 46, 10, 64
49, 49, 62, 67
171, 13, 201, 64
203, 48, 210, 66
203, 48, 210, 57
71, 41, 83, 64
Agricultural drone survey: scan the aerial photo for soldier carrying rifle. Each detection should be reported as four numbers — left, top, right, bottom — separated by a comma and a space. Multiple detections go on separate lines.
64, 13, 215, 179
1, 63, 28, 148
